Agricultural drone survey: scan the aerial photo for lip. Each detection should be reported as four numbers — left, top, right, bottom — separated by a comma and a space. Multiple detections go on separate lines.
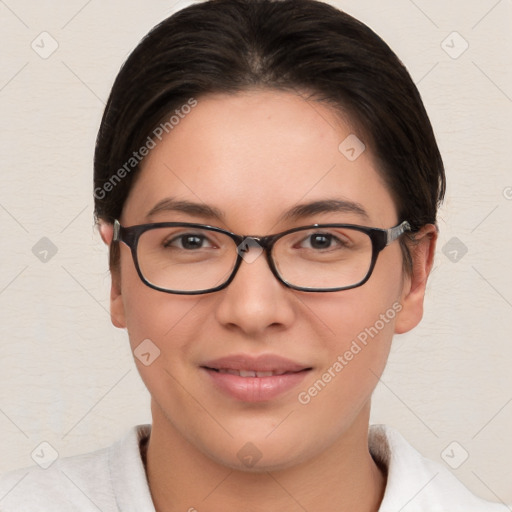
200, 354, 312, 402
201, 354, 309, 373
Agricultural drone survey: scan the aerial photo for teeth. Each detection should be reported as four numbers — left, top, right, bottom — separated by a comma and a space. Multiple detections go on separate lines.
254, 371, 274, 377
239, 370, 257, 377
216, 369, 289, 377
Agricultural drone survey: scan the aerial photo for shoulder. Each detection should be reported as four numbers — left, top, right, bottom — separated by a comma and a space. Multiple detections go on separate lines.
370, 424, 510, 512
0, 425, 154, 512
0, 448, 111, 511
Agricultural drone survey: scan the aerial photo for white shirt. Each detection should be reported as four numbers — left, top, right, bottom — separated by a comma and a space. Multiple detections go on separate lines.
0, 424, 508, 511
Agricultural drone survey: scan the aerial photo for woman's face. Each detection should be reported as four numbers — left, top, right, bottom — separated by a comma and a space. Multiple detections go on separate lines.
109, 90, 429, 471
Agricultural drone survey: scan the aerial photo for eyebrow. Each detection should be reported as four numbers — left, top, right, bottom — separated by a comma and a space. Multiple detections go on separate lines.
279, 198, 369, 222
146, 198, 225, 221
145, 197, 369, 223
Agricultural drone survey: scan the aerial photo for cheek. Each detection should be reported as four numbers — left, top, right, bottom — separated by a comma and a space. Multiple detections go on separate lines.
121, 286, 206, 420
118, 251, 203, 365
295, 249, 405, 404
304, 288, 399, 375
124, 292, 202, 356
294, 294, 398, 442
309, 249, 404, 348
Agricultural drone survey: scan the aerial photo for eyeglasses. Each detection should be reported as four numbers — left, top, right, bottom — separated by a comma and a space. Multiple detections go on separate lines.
113, 219, 411, 295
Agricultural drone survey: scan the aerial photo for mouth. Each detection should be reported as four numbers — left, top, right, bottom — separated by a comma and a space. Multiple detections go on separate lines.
204, 368, 306, 378
199, 354, 312, 402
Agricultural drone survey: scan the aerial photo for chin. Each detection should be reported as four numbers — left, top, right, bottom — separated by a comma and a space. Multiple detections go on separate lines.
200, 432, 315, 474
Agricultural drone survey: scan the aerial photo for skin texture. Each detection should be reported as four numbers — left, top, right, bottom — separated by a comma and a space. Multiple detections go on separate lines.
100, 90, 437, 512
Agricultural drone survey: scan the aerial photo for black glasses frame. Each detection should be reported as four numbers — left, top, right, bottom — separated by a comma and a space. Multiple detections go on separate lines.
113, 219, 412, 295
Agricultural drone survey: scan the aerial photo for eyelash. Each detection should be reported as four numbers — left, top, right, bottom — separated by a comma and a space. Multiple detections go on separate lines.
162, 231, 350, 251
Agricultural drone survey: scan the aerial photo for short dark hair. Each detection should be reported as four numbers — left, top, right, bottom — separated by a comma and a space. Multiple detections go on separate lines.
94, 0, 445, 272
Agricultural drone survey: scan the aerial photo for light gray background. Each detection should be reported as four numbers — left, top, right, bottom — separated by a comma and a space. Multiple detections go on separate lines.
1, 0, 511, 504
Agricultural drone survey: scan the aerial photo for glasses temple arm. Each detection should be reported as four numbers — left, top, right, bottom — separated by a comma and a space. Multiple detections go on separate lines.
386, 220, 412, 245
113, 219, 121, 242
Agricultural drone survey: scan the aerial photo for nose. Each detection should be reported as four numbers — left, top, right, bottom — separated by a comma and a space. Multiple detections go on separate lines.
214, 245, 296, 337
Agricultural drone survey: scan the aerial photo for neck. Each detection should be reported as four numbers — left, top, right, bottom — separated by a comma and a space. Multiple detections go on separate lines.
145, 401, 386, 512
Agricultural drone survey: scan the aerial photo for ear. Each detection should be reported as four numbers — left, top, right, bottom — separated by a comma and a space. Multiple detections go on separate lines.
394, 224, 437, 334
98, 221, 126, 329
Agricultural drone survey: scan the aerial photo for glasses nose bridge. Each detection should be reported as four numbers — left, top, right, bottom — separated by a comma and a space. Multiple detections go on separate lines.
236, 233, 278, 261
246, 234, 274, 250
233, 234, 280, 283
222, 231, 285, 294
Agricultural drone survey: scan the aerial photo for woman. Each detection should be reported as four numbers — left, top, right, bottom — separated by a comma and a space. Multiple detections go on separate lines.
0, 0, 508, 510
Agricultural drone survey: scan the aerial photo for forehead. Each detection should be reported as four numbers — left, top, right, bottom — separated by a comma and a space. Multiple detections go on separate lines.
122, 90, 397, 230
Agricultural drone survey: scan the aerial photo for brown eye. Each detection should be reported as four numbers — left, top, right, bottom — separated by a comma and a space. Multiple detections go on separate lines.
296, 232, 348, 251
164, 233, 213, 250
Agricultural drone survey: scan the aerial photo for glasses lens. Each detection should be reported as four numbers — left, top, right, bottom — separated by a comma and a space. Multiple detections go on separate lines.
137, 226, 236, 292
273, 226, 373, 290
